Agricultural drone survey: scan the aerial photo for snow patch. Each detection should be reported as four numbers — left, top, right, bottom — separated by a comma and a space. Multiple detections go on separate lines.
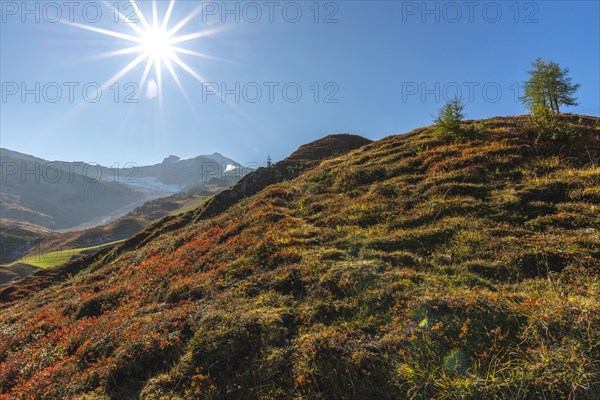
115, 175, 182, 194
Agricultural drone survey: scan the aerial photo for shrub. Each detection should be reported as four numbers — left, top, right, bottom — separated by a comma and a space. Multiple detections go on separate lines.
529, 104, 577, 143
469, 121, 488, 136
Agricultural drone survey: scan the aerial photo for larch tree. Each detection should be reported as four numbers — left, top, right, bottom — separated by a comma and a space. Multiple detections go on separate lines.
521, 58, 580, 114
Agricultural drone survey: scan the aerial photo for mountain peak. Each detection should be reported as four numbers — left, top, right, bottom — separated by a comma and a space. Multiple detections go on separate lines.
286, 134, 372, 162
161, 155, 181, 165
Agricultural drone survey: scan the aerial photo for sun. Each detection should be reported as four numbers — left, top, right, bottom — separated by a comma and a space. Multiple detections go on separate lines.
61, 0, 224, 107
142, 27, 173, 60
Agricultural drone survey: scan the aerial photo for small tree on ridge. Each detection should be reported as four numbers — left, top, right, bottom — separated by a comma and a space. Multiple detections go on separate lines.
434, 97, 465, 140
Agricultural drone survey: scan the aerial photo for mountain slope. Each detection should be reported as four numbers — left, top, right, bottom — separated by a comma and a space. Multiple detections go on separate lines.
132, 152, 244, 189
0, 148, 145, 230
0, 182, 232, 284
0, 115, 598, 399
0, 149, 248, 230
0, 219, 51, 264
0, 149, 248, 278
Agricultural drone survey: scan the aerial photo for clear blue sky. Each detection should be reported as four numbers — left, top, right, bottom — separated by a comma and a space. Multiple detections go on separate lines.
1, 0, 598, 166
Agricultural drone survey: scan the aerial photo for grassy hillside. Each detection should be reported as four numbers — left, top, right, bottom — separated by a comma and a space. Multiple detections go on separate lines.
0, 115, 598, 399
0, 186, 220, 284
0, 219, 51, 263
0, 220, 51, 283
8, 240, 126, 269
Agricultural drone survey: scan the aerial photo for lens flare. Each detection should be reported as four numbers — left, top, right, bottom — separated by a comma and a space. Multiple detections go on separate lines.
61, 0, 225, 111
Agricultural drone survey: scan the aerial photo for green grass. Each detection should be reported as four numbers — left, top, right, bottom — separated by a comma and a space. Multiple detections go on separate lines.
167, 195, 209, 216
10, 239, 126, 268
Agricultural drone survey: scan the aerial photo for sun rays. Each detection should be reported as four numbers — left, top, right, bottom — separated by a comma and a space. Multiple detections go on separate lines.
61, 0, 223, 111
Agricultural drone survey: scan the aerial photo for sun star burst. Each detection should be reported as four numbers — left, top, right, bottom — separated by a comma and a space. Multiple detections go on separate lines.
62, 0, 223, 109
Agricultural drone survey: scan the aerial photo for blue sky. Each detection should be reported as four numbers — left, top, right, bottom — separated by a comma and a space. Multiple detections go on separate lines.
1, 0, 598, 166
